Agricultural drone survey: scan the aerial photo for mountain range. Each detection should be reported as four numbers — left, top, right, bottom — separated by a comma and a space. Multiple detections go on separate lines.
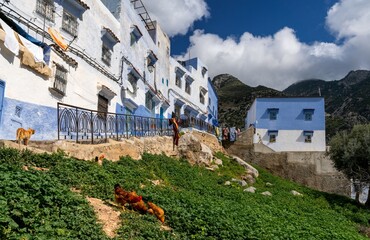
212, 70, 370, 140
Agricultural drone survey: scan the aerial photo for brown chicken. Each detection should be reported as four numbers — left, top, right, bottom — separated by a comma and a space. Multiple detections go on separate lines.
114, 184, 148, 213
147, 201, 165, 223
114, 184, 130, 206
127, 191, 148, 213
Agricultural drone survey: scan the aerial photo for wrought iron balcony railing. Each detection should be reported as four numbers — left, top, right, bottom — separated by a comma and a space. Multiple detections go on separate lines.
58, 103, 214, 143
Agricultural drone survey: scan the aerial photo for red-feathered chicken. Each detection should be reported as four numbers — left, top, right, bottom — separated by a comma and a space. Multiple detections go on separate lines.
114, 183, 130, 206
114, 184, 147, 213
147, 201, 165, 223
127, 191, 148, 213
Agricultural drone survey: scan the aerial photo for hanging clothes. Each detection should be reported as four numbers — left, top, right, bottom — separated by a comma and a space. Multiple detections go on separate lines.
0, 11, 51, 64
48, 27, 68, 51
229, 127, 236, 142
18, 34, 44, 63
20, 46, 52, 77
0, 19, 19, 55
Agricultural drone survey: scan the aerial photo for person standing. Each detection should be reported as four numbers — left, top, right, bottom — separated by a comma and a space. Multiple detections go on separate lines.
169, 112, 181, 150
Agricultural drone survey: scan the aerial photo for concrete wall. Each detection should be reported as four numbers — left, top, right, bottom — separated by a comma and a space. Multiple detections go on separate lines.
226, 142, 351, 197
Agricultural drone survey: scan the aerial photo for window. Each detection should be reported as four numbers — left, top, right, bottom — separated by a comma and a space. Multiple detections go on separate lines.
305, 112, 312, 121
147, 51, 157, 72
162, 78, 164, 84
268, 108, 279, 120
175, 74, 182, 88
202, 67, 208, 78
131, 25, 142, 45
36, 0, 55, 22
304, 109, 314, 121
62, 10, 78, 36
145, 91, 155, 113
127, 73, 138, 94
200, 92, 205, 104
268, 131, 278, 143
166, 79, 168, 86
102, 44, 112, 66
175, 105, 181, 119
53, 65, 67, 95
304, 131, 313, 143
185, 81, 191, 94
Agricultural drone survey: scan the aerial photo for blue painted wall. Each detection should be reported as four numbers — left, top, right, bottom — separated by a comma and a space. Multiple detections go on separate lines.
207, 78, 218, 125
0, 98, 58, 140
248, 98, 325, 130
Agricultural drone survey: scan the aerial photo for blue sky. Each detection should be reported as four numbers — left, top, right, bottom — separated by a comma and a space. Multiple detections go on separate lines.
142, 0, 370, 90
171, 0, 338, 55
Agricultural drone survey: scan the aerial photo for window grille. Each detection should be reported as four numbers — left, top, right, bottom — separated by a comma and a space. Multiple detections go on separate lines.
175, 74, 181, 88
185, 82, 191, 94
145, 92, 155, 113
36, 0, 55, 22
305, 112, 313, 121
269, 134, 276, 143
200, 92, 205, 104
102, 44, 112, 66
62, 10, 78, 36
53, 65, 67, 95
128, 73, 137, 93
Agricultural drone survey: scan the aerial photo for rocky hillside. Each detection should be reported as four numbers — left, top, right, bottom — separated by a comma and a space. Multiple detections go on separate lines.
212, 74, 284, 128
283, 70, 370, 138
214, 70, 370, 139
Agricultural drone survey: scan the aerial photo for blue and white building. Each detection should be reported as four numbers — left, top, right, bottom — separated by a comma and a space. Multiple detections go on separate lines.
0, 0, 217, 141
245, 97, 326, 152
207, 78, 218, 127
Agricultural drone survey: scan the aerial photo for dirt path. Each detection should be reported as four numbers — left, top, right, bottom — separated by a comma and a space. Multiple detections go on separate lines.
86, 197, 121, 238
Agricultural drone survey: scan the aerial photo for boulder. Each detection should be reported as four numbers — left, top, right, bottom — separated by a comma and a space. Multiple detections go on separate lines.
231, 155, 259, 178
177, 134, 213, 166
291, 190, 303, 196
261, 191, 272, 196
244, 187, 256, 193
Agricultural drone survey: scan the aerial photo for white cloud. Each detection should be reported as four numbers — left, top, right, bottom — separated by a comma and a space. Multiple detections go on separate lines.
174, 0, 370, 90
141, 0, 209, 37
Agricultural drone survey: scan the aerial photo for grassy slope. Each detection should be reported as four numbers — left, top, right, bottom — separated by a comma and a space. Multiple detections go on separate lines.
0, 148, 369, 239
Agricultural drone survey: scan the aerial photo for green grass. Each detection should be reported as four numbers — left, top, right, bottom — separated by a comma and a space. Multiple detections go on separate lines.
0, 148, 369, 239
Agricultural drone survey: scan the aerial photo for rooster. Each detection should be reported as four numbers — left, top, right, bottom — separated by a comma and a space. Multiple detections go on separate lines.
147, 201, 165, 223
114, 184, 147, 213
127, 191, 148, 213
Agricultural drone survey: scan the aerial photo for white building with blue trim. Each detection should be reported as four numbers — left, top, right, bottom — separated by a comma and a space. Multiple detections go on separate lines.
245, 97, 326, 152
0, 0, 217, 141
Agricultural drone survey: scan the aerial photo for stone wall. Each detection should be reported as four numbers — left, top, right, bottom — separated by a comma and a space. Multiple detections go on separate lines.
226, 142, 351, 196
1, 130, 223, 165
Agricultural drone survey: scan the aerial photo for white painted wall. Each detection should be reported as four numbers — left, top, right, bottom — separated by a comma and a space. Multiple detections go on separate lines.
0, 0, 215, 140
254, 129, 326, 152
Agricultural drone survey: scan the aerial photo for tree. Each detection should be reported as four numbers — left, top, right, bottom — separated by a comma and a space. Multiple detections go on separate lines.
328, 124, 370, 206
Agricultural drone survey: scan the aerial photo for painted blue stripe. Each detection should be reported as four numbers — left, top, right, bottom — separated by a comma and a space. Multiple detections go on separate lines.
253, 98, 325, 131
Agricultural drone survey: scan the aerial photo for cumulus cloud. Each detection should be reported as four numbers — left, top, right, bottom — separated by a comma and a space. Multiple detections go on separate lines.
141, 0, 209, 37
175, 0, 370, 90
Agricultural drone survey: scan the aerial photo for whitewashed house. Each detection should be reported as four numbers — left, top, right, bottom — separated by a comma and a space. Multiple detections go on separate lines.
0, 0, 216, 141
245, 97, 326, 152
